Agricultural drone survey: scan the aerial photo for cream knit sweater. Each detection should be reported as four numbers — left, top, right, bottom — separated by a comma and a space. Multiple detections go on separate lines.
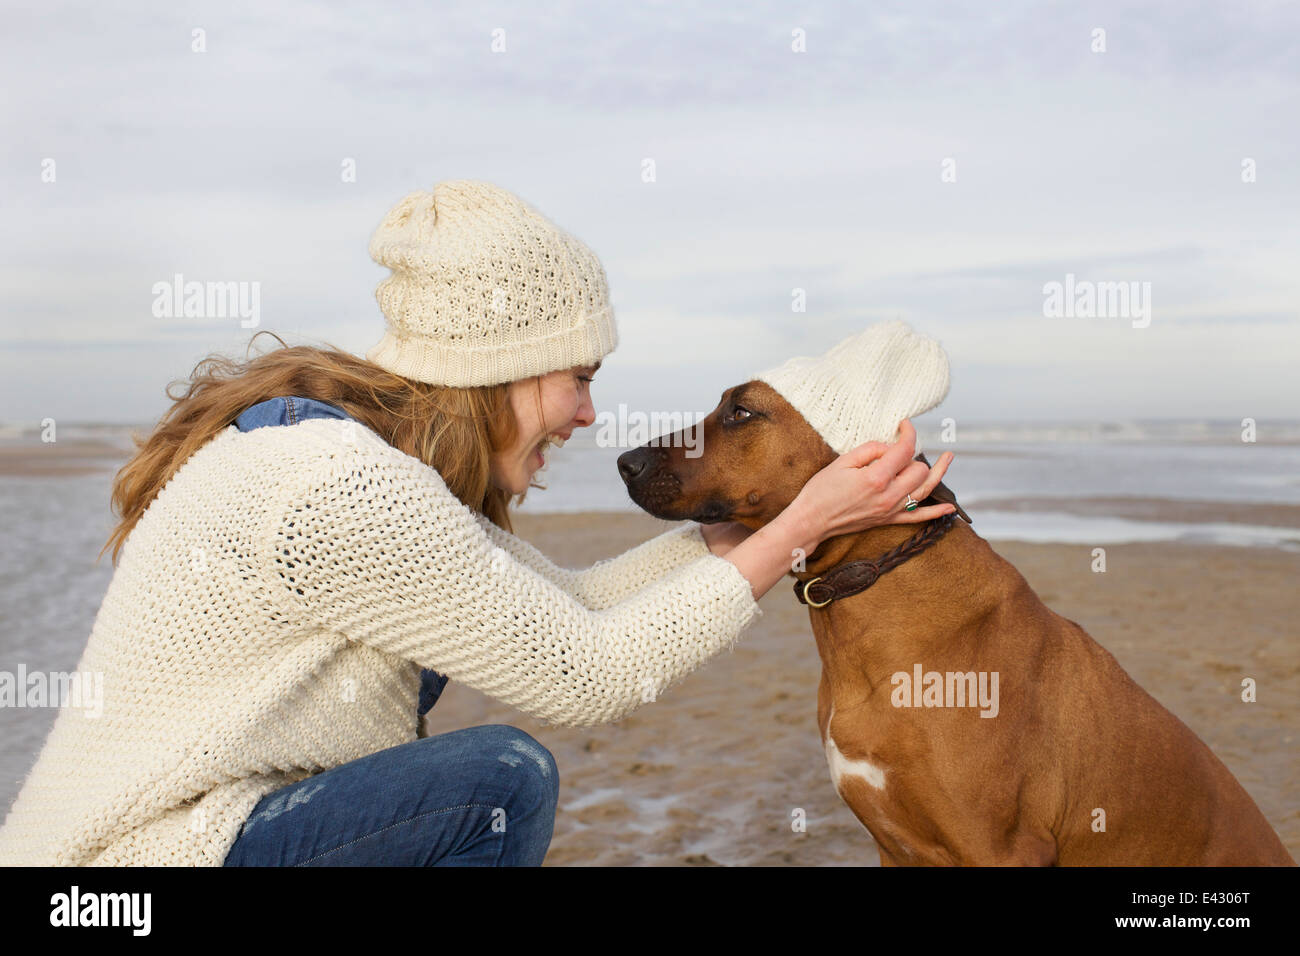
0, 418, 762, 866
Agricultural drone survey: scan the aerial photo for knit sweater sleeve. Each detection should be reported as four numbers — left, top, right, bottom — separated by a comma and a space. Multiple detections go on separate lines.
471, 513, 717, 611
260, 424, 763, 727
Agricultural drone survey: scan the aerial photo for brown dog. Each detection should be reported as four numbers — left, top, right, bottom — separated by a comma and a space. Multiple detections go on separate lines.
617, 380, 1294, 866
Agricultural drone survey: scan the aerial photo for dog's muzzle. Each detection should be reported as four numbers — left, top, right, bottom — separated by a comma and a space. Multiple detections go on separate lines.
616, 447, 655, 484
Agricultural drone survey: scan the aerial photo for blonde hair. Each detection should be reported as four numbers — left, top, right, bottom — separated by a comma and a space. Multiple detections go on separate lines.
100, 332, 542, 565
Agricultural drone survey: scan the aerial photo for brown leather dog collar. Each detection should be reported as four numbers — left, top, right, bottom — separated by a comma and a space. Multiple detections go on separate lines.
794, 512, 960, 608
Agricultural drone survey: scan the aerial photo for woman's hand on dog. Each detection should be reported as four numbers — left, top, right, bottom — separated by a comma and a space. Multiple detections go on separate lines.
699, 422, 953, 563
716, 420, 956, 602
790, 419, 956, 542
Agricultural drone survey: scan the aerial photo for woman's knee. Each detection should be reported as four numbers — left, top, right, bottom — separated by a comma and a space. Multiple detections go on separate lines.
429, 725, 558, 865
484, 725, 558, 803
432, 724, 559, 806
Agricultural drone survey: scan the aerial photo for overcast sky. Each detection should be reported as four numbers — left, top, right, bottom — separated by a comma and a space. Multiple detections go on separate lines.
2, 0, 1297, 426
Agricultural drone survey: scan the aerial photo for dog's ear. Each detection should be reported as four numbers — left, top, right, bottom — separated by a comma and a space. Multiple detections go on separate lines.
914, 452, 972, 524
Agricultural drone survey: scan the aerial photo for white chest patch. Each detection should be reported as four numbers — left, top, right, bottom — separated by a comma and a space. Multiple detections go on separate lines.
823, 704, 886, 792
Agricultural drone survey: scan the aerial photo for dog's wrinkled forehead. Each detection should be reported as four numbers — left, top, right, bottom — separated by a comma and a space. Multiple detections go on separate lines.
729, 381, 832, 445
729, 379, 794, 413
735, 379, 926, 457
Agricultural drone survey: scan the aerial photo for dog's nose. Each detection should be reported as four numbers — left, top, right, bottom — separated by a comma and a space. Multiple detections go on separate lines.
617, 448, 651, 484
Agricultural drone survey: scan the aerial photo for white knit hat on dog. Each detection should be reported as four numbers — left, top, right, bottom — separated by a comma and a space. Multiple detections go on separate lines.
366, 180, 618, 387
752, 319, 950, 458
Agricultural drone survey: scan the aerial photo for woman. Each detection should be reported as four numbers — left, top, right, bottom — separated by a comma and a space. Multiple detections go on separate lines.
0, 180, 955, 867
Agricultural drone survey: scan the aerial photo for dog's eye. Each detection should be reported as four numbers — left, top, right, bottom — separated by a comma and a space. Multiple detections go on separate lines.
729, 405, 752, 422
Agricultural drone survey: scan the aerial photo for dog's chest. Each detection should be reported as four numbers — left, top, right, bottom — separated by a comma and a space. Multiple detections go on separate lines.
822, 702, 886, 793
820, 697, 949, 863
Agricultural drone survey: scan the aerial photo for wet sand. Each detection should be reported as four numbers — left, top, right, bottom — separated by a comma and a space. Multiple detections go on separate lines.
424, 511, 1299, 866
0, 439, 134, 477
971, 495, 1300, 529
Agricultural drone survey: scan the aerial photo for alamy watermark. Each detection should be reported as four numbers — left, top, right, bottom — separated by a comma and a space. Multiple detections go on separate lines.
49, 886, 150, 935
0, 665, 103, 718
152, 273, 260, 328
593, 403, 704, 457
1042, 273, 1151, 328
891, 664, 999, 718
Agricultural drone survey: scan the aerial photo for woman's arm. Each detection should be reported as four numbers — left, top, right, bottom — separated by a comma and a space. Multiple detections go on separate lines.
262, 425, 763, 728
471, 514, 716, 611
262, 419, 951, 728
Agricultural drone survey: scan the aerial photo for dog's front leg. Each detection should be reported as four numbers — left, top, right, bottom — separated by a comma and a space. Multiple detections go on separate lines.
997, 831, 1059, 867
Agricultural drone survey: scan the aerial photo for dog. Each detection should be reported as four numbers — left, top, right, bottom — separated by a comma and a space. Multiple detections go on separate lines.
617, 380, 1294, 866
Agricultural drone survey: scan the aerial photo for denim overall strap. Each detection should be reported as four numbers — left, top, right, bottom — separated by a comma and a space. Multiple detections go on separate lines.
234, 396, 450, 716
235, 396, 354, 431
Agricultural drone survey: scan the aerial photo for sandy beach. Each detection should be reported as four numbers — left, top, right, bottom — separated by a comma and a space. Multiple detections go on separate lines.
426, 511, 1299, 866
0, 438, 135, 477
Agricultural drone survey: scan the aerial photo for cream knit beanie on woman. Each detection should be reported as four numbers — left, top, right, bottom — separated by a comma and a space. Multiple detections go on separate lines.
752, 319, 950, 458
365, 180, 618, 387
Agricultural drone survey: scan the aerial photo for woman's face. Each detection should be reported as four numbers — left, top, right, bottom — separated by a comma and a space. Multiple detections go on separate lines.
490, 363, 600, 495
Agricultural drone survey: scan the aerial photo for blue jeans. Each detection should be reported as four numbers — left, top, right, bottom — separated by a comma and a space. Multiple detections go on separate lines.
222, 725, 559, 866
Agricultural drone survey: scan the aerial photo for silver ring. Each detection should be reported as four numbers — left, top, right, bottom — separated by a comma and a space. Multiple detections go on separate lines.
904, 494, 919, 512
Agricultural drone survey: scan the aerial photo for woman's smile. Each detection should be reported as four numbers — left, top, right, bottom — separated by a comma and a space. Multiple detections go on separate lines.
492, 366, 596, 494
529, 431, 571, 472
